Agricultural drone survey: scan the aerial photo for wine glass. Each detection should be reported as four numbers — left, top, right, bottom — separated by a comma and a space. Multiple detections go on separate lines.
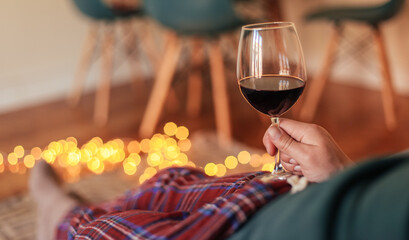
237, 22, 307, 180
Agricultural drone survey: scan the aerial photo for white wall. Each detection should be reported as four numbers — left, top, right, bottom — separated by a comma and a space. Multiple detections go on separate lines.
0, 0, 133, 113
0, 0, 408, 114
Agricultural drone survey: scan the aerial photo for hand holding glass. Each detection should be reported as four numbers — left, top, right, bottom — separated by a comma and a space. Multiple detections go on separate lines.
237, 22, 307, 180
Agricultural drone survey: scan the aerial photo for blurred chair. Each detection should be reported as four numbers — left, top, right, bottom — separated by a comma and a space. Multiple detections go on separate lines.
299, 0, 405, 130
139, 0, 247, 145
69, 0, 153, 126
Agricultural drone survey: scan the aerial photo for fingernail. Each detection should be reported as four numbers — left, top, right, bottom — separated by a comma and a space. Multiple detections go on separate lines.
289, 159, 297, 164
268, 127, 282, 141
294, 165, 301, 171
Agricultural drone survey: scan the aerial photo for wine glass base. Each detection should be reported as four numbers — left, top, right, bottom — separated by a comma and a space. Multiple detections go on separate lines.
257, 171, 292, 183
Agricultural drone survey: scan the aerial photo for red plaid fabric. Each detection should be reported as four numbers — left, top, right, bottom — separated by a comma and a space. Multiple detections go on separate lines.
57, 167, 291, 240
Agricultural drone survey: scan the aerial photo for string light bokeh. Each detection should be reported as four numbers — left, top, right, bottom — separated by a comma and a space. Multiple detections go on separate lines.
0, 122, 276, 184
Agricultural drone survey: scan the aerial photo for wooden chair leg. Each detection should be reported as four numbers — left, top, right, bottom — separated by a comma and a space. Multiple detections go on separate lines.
299, 25, 341, 122
139, 32, 182, 138
94, 24, 115, 126
208, 40, 232, 146
372, 25, 397, 130
187, 38, 204, 117
68, 24, 98, 107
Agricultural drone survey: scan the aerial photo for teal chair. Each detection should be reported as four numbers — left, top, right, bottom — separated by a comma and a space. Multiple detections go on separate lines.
300, 0, 405, 130
72, 0, 141, 20
139, 0, 247, 145
69, 0, 147, 126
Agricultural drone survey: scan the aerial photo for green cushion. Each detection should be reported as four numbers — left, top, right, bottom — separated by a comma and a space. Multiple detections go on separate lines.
143, 0, 245, 36
306, 0, 404, 25
229, 152, 409, 240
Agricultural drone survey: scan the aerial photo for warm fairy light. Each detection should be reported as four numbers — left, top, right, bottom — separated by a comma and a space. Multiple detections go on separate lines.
113, 139, 124, 149
80, 149, 92, 163
128, 153, 141, 166
139, 174, 149, 184
216, 164, 227, 177
67, 151, 81, 166
24, 155, 36, 168
140, 139, 150, 153
31, 147, 42, 160
224, 156, 238, 170
165, 145, 180, 159
84, 142, 97, 155
123, 161, 137, 175
48, 141, 62, 155
91, 137, 103, 147
94, 162, 105, 175
158, 161, 172, 170
66, 137, 78, 145
175, 126, 189, 140
262, 163, 275, 172
8, 153, 18, 165
42, 150, 56, 163
147, 152, 162, 167
178, 139, 191, 152
165, 138, 177, 147
87, 157, 101, 172
144, 167, 157, 179
249, 154, 262, 168
127, 140, 140, 154
164, 122, 178, 136
261, 153, 275, 165
204, 163, 217, 176
150, 136, 164, 150
186, 161, 196, 168
123, 157, 138, 175
238, 151, 251, 164
1, 122, 276, 184
178, 153, 188, 165
14, 146, 25, 158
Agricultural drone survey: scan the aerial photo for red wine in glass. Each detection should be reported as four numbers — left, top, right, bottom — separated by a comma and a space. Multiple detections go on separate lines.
237, 22, 307, 180
239, 75, 305, 117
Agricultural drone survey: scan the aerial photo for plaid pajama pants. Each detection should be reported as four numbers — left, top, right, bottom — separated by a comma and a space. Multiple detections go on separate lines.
58, 167, 291, 239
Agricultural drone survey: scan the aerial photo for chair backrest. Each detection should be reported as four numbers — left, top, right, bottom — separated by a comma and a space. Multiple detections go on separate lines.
72, 0, 118, 20
377, 0, 405, 21
72, 0, 141, 20
143, 0, 244, 35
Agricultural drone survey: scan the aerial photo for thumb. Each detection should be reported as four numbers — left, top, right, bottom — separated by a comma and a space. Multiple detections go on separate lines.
267, 126, 304, 159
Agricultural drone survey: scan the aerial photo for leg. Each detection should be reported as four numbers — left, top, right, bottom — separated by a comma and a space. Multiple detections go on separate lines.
187, 38, 205, 117
208, 40, 232, 146
94, 24, 115, 126
68, 24, 99, 107
139, 32, 182, 138
29, 161, 78, 240
372, 25, 397, 130
299, 25, 341, 122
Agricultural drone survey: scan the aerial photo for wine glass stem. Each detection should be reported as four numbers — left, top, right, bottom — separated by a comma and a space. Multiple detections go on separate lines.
271, 117, 284, 173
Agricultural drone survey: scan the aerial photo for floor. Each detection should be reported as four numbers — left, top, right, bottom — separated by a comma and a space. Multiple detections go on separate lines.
0, 71, 408, 199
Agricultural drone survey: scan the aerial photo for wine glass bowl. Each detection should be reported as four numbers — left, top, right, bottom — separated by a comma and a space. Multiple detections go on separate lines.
237, 22, 307, 180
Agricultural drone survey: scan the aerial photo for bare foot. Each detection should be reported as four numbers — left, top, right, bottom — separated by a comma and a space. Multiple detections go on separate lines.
29, 161, 78, 240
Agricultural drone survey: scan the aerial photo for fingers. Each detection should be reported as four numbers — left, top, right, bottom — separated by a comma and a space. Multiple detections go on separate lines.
281, 161, 302, 174
279, 118, 320, 145
266, 126, 306, 160
263, 129, 277, 156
